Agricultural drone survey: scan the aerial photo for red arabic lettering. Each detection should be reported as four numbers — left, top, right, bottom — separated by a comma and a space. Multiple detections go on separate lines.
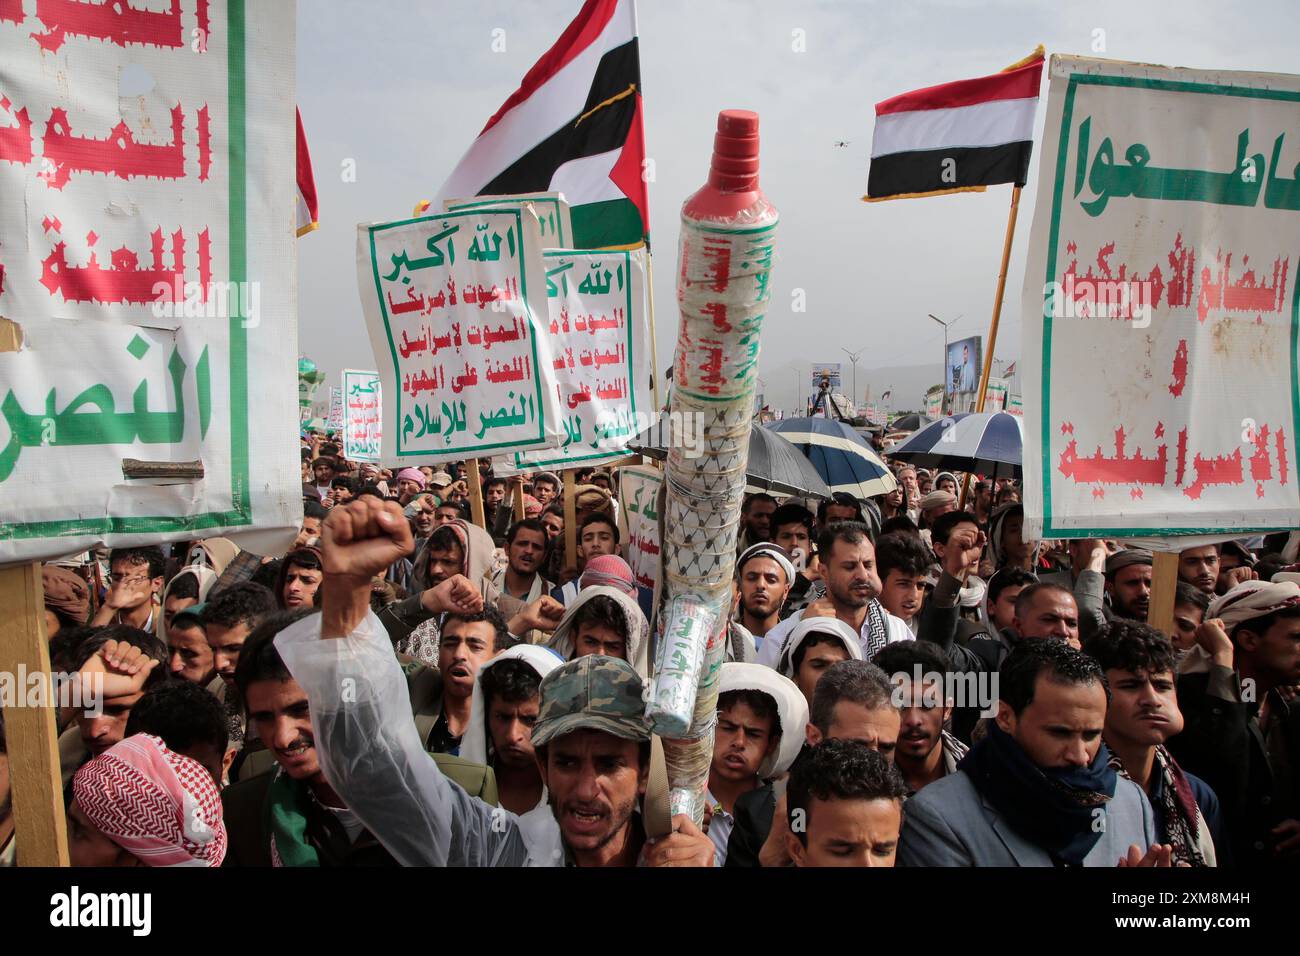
1168, 339, 1188, 397
31, 0, 187, 53
1057, 426, 1167, 485
38, 226, 209, 305
1183, 448, 1243, 501
1249, 424, 1273, 482
1164, 234, 1195, 309
1060, 239, 1164, 320
1176, 428, 1188, 487
1198, 250, 1290, 323
197, 104, 211, 181
0, 93, 33, 166
41, 104, 189, 190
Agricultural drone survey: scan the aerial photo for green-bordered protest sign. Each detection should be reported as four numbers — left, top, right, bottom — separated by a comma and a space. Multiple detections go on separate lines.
1021, 55, 1300, 539
0, 0, 300, 563
356, 206, 564, 464
505, 246, 652, 472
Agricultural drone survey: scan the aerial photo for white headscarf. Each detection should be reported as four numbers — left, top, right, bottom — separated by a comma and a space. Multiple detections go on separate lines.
156, 565, 219, 641
458, 644, 565, 864
718, 663, 808, 779
776, 617, 863, 679
460, 645, 565, 766
546, 585, 651, 677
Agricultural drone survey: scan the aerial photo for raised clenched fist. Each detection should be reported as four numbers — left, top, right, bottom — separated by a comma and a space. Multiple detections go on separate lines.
1219, 566, 1258, 592
513, 595, 565, 633
1193, 616, 1233, 666
422, 574, 485, 616
322, 497, 414, 581
943, 526, 987, 579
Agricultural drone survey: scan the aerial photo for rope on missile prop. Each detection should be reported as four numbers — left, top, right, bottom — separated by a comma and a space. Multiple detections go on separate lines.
647, 209, 777, 823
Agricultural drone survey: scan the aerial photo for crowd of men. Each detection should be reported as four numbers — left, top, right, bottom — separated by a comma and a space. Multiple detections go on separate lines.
1, 434, 1297, 869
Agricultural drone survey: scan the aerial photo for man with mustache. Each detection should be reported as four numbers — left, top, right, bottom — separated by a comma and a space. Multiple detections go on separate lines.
758, 523, 912, 668
531, 471, 560, 507
1061, 544, 1152, 644
424, 607, 505, 755
460, 646, 562, 823
738, 493, 778, 552
273, 497, 714, 866
1084, 620, 1224, 865
873, 640, 969, 794
1170, 579, 1300, 868
223, 605, 509, 864
899, 640, 1170, 867
493, 518, 554, 618
222, 611, 402, 865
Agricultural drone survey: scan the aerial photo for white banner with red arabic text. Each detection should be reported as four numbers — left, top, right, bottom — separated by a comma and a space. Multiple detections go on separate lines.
1021, 56, 1300, 541
0, 0, 300, 563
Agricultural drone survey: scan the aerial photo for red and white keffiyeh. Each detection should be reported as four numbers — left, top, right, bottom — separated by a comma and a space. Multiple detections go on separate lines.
1208, 580, 1300, 633
72, 734, 226, 867
579, 554, 637, 597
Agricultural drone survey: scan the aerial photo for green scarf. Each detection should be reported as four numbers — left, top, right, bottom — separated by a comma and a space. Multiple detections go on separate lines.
265, 768, 320, 867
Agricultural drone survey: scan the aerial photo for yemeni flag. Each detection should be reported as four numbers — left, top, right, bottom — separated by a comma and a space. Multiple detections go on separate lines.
296, 108, 319, 237
431, 0, 647, 249
865, 47, 1044, 202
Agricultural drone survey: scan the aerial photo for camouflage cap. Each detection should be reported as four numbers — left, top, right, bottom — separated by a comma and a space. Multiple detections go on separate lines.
531, 654, 650, 748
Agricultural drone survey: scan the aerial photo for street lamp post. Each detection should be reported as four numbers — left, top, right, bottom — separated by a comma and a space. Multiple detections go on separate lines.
841, 345, 868, 416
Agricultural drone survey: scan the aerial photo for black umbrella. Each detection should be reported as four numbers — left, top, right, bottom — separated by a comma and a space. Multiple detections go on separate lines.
889, 412, 934, 433
630, 422, 832, 499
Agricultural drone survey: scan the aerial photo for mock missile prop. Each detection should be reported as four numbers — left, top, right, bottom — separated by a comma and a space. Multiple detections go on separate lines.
646, 110, 779, 823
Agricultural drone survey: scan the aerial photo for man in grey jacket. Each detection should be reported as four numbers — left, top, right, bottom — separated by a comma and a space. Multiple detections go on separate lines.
899, 640, 1172, 867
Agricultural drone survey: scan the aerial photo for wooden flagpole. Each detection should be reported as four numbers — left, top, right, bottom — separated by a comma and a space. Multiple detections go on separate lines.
0, 324, 68, 865
960, 184, 1023, 511
973, 185, 1022, 414
512, 476, 527, 522
563, 469, 579, 575
0, 563, 70, 866
467, 458, 487, 529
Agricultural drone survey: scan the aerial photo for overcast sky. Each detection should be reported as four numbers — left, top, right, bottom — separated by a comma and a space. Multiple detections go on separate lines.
297, 0, 1297, 411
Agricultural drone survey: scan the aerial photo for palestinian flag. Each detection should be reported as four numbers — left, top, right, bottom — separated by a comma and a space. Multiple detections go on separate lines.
296, 108, 319, 237
431, 0, 647, 249
865, 47, 1043, 202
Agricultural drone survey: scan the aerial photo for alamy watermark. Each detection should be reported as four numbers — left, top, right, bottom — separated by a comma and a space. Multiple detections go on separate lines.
889, 665, 999, 717
1043, 275, 1155, 328
151, 277, 261, 328
584, 406, 708, 460
0, 667, 103, 716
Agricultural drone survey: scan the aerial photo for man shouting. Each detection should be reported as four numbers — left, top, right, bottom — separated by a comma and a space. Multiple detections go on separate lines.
274, 497, 715, 867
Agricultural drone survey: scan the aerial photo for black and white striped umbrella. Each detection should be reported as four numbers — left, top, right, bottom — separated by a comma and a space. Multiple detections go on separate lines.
765, 417, 898, 499
887, 411, 1024, 479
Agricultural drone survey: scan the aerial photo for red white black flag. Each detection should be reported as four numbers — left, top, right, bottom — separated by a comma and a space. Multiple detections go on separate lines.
430, 0, 647, 248
865, 48, 1044, 202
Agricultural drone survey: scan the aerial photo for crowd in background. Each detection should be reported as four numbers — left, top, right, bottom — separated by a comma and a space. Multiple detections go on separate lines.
2, 430, 1297, 869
